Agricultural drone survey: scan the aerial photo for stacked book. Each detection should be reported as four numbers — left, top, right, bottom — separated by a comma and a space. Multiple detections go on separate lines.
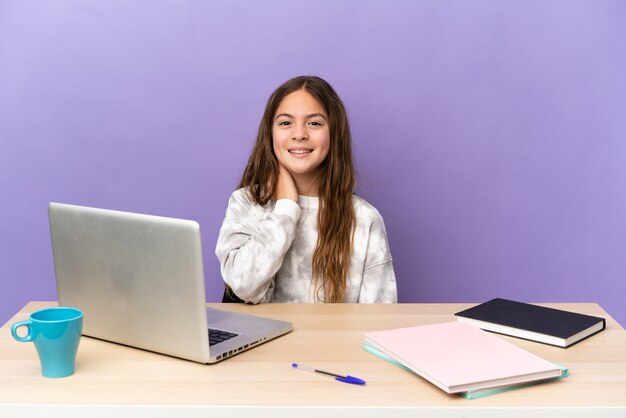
364, 321, 568, 399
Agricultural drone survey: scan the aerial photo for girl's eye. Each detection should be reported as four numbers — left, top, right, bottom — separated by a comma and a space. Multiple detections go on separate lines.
278, 120, 292, 126
308, 121, 323, 126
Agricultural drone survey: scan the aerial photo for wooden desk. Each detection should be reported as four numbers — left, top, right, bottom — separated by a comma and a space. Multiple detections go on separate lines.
1, 302, 625, 417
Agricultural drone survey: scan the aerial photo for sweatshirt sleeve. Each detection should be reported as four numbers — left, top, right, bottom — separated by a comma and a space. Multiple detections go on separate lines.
358, 212, 398, 303
215, 190, 301, 304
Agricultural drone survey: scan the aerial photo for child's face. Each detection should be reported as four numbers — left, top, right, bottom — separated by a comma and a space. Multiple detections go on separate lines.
272, 89, 330, 182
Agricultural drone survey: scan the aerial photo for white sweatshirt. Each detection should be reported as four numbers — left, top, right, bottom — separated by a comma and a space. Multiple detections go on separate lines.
215, 188, 397, 303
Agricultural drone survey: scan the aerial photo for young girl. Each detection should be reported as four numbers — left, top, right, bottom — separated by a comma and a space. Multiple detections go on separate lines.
215, 76, 397, 303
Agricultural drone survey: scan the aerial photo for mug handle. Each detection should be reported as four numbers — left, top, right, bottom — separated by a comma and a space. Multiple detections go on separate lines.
11, 320, 34, 342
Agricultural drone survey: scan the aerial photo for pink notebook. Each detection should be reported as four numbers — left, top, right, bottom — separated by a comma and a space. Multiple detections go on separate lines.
365, 321, 562, 393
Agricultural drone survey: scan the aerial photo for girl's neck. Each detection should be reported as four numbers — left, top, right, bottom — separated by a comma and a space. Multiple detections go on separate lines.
292, 173, 321, 197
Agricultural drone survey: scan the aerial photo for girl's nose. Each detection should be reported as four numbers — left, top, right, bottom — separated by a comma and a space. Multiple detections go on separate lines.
291, 124, 308, 141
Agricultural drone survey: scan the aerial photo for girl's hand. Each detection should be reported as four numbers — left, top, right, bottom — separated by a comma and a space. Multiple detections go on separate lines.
275, 164, 299, 202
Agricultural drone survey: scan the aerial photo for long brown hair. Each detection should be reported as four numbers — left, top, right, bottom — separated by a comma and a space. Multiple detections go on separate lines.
240, 76, 356, 302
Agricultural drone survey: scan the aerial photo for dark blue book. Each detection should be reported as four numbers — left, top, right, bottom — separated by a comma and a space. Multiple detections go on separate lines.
454, 298, 605, 348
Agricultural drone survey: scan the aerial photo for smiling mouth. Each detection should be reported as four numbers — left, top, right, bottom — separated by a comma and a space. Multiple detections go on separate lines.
289, 149, 313, 154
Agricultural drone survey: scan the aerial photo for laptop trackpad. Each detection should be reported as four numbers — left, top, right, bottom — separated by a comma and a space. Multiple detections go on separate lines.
206, 307, 290, 339
206, 308, 235, 323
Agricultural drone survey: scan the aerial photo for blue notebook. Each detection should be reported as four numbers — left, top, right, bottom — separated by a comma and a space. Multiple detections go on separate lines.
455, 298, 605, 348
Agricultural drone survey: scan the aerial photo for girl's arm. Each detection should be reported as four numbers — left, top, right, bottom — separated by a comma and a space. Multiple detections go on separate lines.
358, 213, 398, 303
215, 189, 301, 304
360, 260, 397, 303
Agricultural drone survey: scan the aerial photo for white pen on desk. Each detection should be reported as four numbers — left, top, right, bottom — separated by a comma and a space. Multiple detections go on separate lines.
292, 362, 366, 385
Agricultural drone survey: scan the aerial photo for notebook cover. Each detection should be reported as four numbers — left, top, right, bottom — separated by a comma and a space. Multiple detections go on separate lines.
454, 298, 606, 344
363, 341, 568, 399
364, 321, 562, 393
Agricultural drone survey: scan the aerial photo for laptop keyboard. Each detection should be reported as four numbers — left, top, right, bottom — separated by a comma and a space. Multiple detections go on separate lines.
209, 328, 239, 346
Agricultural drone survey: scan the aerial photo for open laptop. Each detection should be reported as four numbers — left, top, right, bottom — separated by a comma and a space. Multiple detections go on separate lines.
48, 202, 292, 363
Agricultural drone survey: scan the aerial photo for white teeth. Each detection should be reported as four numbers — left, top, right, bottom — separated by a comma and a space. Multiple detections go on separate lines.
289, 149, 312, 154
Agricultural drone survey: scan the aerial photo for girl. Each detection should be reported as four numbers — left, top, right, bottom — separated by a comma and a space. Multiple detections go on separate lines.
215, 76, 397, 303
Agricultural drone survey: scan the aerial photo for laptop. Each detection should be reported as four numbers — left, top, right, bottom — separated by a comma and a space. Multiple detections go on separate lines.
48, 202, 292, 363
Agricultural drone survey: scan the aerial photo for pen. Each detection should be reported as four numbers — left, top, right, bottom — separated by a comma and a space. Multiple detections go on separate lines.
292, 362, 366, 385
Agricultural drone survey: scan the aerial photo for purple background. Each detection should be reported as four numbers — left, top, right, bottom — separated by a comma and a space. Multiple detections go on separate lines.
1, 1, 625, 326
